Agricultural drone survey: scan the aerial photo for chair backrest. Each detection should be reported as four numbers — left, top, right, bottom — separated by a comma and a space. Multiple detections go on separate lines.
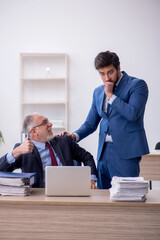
73, 160, 81, 166
155, 142, 160, 150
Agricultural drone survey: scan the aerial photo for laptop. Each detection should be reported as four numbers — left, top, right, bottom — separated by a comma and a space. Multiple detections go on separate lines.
45, 166, 91, 196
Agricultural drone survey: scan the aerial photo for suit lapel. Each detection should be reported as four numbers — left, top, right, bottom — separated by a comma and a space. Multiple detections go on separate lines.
100, 88, 108, 118
50, 139, 66, 166
32, 146, 43, 168
114, 72, 129, 97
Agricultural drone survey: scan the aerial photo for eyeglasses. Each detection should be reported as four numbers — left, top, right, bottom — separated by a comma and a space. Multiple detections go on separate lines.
32, 118, 49, 129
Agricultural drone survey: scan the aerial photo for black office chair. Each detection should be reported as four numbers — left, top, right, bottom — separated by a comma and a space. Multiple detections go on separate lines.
73, 160, 81, 166
155, 142, 160, 150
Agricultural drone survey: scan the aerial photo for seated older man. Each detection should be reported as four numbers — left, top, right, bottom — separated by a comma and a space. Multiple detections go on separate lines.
0, 113, 97, 188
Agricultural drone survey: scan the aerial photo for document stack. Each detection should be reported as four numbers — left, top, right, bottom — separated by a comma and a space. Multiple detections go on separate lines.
0, 171, 36, 196
109, 176, 149, 202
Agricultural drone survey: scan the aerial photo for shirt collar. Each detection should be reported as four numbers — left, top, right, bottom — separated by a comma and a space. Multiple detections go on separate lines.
116, 72, 123, 87
104, 72, 123, 95
32, 140, 46, 150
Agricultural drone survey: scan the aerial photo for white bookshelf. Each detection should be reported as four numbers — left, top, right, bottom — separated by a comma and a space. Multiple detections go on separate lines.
20, 53, 68, 135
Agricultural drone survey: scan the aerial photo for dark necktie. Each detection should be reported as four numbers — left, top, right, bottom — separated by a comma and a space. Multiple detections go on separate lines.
107, 102, 111, 115
45, 142, 58, 166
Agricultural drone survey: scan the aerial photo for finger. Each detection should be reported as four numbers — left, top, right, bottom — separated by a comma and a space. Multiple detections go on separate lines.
59, 132, 65, 136
63, 132, 69, 136
28, 143, 34, 153
91, 184, 94, 189
29, 141, 34, 148
29, 147, 34, 153
56, 132, 65, 136
26, 133, 30, 140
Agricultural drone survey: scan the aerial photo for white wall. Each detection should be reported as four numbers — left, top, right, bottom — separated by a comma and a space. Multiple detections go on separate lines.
0, 0, 160, 162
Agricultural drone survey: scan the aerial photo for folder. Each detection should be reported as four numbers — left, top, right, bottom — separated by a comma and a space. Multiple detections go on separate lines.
0, 171, 36, 187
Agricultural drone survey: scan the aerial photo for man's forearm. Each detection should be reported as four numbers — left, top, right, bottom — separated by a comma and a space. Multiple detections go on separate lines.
12, 146, 23, 159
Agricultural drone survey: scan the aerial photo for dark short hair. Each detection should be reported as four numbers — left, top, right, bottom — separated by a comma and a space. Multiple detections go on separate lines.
94, 51, 120, 70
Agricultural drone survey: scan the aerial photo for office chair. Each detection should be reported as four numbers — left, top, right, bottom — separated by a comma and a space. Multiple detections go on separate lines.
155, 142, 160, 150
73, 160, 81, 166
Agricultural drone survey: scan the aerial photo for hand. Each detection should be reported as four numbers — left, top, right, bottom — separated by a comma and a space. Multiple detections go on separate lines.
19, 134, 34, 154
57, 132, 76, 141
12, 134, 34, 159
103, 81, 114, 98
90, 180, 98, 189
57, 131, 69, 136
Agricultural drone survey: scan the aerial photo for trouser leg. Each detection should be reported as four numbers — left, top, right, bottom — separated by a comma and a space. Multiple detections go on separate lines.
97, 142, 141, 189
97, 143, 112, 189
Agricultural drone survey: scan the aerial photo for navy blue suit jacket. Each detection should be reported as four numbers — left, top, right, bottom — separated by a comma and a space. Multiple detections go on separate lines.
75, 71, 149, 160
0, 135, 97, 188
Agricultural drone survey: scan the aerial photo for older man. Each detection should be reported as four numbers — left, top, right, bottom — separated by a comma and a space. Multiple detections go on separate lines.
0, 113, 97, 188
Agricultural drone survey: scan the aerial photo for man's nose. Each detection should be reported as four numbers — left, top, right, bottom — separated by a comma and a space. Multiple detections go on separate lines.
104, 74, 109, 81
48, 121, 52, 127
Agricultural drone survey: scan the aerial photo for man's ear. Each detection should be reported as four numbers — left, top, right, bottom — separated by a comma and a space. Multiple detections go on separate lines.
30, 128, 36, 138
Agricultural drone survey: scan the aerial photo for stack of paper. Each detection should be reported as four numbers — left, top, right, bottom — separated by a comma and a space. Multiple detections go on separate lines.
109, 176, 149, 202
0, 172, 36, 196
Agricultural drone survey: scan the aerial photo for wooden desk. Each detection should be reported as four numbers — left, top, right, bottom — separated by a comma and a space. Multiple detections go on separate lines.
0, 189, 160, 240
141, 153, 160, 180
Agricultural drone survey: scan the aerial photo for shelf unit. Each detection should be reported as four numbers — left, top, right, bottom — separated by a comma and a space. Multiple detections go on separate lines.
20, 53, 68, 135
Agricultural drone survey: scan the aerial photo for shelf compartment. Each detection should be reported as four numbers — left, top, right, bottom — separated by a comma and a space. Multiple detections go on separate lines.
22, 78, 65, 81
21, 79, 66, 103
21, 54, 67, 79
21, 102, 66, 104
21, 104, 67, 125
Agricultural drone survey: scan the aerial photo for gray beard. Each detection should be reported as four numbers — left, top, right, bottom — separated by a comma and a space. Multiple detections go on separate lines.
46, 135, 54, 142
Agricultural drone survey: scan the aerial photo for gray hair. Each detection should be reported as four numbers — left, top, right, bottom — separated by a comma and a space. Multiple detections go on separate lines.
23, 112, 41, 134
23, 115, 36, 134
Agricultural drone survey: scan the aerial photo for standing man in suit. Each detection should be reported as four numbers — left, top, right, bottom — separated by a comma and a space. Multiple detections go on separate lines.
62, 50, 149, 189
0, 113, 97, 188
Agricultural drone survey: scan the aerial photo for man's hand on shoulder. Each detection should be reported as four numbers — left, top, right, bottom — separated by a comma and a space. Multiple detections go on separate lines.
57, 131, 76, 141
12, 134, 34, 159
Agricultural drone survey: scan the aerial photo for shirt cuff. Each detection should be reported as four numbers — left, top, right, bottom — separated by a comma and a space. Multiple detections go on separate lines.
6, 151, 16, 164
108, 94, 117, 104
72, 132, 80, 142
91, 174, 97, 181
